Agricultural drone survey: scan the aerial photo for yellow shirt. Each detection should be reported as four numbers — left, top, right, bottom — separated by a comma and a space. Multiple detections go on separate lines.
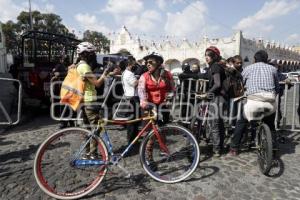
76, 61, 97, 102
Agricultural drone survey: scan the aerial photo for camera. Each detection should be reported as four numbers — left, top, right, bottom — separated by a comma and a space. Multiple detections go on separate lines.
182, 63, 191, 73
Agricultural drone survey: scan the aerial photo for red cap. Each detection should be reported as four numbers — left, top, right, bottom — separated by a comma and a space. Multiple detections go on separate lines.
206, 46, 220, 56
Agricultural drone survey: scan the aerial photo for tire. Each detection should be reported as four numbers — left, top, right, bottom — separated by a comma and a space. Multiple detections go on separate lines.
190, 116, 210, 143
140, 124, 200, 183
33, 128, 108, 200
189, 116, 201, 142
256, 123, 273, 175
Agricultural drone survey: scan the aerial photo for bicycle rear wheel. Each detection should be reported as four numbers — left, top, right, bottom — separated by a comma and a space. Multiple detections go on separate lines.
140, 124, 200, 183
190, 116, 210, 144
256, 123, 273, 175
189, 117, 201, 142
33, 128, 108, 200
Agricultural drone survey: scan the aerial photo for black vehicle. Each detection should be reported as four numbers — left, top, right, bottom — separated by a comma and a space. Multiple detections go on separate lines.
18, 31, 80, 105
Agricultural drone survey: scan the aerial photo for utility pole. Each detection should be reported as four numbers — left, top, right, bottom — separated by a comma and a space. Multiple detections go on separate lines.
29, 0, 33, 30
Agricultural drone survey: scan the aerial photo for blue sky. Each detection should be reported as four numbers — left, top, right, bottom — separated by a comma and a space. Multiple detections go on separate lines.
0, 0, 299, 46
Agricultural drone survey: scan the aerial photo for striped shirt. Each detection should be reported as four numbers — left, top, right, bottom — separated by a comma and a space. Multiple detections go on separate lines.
242, 62, 279, 95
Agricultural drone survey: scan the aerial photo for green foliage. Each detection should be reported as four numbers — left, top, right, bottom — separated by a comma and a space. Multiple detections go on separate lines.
2, 10, 75, 55
83, 30, 110, 53
2, 10, 110, 55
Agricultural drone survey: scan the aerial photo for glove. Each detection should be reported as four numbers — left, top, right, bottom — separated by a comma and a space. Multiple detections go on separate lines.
284, 78, 292, 85
166, 92, 174, 100
197, 93, 214, 100
68, 64, 76, 70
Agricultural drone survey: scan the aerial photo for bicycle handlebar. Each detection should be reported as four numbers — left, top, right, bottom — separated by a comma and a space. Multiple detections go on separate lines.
233, 95, 247, 102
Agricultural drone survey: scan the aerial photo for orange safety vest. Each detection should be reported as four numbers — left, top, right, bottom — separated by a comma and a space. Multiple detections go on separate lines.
60, 68, 85, 111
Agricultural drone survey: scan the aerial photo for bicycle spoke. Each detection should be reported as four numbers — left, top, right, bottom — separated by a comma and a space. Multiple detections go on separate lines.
34, 128, 108, 199
140, 125, 200, 183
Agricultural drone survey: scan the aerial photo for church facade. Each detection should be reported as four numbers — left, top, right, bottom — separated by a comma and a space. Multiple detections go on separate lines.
110, 26, 300, 72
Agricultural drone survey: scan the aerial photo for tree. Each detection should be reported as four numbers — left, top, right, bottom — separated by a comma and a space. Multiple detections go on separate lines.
2, 10, 75, 55
2, 20, 21, 54
83, 30, 110, 53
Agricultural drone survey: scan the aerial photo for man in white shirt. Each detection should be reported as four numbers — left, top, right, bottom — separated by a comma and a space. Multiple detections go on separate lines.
121, 57, 140, 148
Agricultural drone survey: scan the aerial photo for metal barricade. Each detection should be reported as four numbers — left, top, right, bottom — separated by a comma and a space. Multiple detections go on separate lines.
171, 78, 208, 124
278, 81, 300, 132
0, 78, 22, 125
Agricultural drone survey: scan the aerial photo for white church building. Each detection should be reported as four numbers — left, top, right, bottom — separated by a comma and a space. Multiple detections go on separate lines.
110, 26, 300, 72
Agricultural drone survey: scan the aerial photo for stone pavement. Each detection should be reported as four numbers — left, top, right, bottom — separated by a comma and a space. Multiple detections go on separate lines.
0, 112, 300, 200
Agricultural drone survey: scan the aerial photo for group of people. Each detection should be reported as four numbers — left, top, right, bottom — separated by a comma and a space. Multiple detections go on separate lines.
69, 42, 174, 159
61, 40, 289, 159
178, 47, 288, 157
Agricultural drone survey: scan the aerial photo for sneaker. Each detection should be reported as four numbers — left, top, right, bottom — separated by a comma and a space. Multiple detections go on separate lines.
81, 153, 90, 160
213, 151, 221, 158
159, 151, 168, 157
247, 141, 256, 149
229, 148, 238, 156
146, 160, 158, 171
58, 123, 67, 129
89, 153, 100, 160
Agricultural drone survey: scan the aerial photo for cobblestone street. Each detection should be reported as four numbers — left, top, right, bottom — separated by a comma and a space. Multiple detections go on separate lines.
1, 0, 300, 199
0, 110, 300, 200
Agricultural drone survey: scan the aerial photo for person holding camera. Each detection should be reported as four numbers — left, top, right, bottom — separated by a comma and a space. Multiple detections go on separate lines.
121, 57, 140, 146
75, 42, 118, 159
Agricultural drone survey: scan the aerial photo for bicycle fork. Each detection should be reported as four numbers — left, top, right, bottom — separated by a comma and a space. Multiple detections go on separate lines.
152, 124, 170, 155
101, 129, 131, 178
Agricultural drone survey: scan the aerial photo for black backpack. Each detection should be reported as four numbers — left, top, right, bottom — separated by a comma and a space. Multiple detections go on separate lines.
222, 67, 244, 98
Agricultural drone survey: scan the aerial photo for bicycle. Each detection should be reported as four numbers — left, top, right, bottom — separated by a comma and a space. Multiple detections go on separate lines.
189, 93, 276, 175
229, 95, 276, 175
189, 95, 211, 144
189, 93, 233, 146
33, 109, 200, 199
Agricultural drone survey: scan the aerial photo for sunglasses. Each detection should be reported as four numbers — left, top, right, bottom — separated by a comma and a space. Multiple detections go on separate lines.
146, 60, 156, 65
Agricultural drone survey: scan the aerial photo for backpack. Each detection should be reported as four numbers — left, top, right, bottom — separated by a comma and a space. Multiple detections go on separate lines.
222, 67, 244, 98
60, 67, 85, 111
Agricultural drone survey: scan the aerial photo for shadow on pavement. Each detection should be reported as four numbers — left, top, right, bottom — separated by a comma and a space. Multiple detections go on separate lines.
0, 144, 39, 163
0, 166, 32, 179
277, 131, 299, 156
185, 165, 219, 183
0, 137, 16, 146
84, 173, 152, 199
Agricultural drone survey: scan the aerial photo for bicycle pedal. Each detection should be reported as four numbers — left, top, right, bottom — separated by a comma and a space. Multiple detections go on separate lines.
125, 173, 131, 179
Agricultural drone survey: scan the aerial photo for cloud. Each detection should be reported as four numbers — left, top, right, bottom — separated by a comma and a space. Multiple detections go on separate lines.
164, 1, 208, 39
103, 0, 143, 16
20, 0, 56, 13
0, 0, 23, 22
234, 0, 300, 36
0, 0, 56, 23
74, 13, 111, 34
124, 10, 161, 32
156, 0, 167, 10
286, 33, 300, 44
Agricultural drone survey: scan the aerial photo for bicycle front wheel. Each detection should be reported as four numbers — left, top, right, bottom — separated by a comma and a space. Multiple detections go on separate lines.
256, 123, 273, 175
33, 127, 108, 200
140, 124, 200, 183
